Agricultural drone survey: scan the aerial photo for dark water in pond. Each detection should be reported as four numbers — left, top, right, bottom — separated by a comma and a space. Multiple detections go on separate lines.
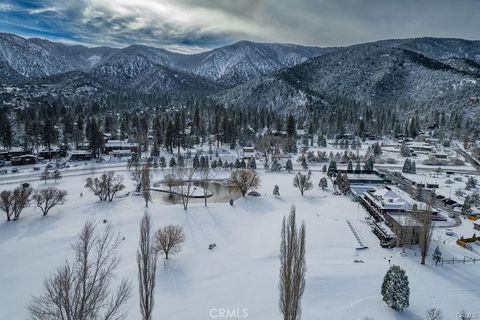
151, 182, 242, 205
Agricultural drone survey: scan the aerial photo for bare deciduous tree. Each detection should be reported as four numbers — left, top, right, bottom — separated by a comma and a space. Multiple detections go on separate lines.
0, 186, 33, 221
131, 161, 143, 193
27, 221, 132, 320
33, 187, 67, 216
199, 167, 213, 207
172, 167, 196, 210
85, 171, 125, 202
279, 205, 306, 320
293, 172, 313, 196
230, 169, 260, 197
137, 214, 157, 320
426, 307, 443, 320
416, 203, 434, 265
141, 159, 151, 207
154, 225, 185, 260
0, 190, 14, 221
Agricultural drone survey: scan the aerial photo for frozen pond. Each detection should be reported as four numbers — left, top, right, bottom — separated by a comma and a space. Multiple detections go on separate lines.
151, 181, 242, 205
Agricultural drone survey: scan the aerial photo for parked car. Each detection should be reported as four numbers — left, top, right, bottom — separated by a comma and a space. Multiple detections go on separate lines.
11, 168, 19, 173
0, 169, 7, 175
33, 166, 40, 171
445, 229, 454, 236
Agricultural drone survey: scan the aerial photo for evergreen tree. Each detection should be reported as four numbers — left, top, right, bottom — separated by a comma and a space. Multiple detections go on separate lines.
364, 156, 374, 172
159, 156, 166, 170
286, 114, 296, 138
301, 157, 308, 170
321, 164, 327, 173
177, 154, 185, 167
465, 176, 477, 190
273, 185, 280, 197
271, 159, 282, 172
281, 159, 290, 173
402, 158, 412, 174
347, 160, 353, 172
432, 246, 442, 266
355, 160, 361, 173
169, 157, 177, 168
381, 265, 410, 312
327, 160, 337, 177
249, 158, 257, 170
319, 177, 328, 190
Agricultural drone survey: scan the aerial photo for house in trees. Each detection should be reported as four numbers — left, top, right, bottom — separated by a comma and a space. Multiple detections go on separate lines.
70, 150, 93, 161
11, 154, 38, 166
38, 147, 65, 160
103, 140, 140, 155
241, 147, 255, 159
0, 148, 29, 161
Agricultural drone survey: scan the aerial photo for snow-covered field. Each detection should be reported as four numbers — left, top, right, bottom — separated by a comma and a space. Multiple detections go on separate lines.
1, 169, 480, 320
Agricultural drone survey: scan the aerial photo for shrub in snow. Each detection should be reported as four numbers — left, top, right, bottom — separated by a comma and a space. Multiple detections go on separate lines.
273, 185, 280, 197
381, 265, 410, 311
465, 176, 477, 190
319, 177, 328, 190
426, 307, 443, 320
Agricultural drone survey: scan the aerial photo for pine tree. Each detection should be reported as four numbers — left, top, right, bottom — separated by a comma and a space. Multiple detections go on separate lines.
432, 246, 442, 266
249, 158, 257, 170
411, 160, 416, 174
273, 185, 280, 197
327, 160, 337, 177
177, 154, 185, 167
347, 160, 353, 172
402, 158, 412, 174
381, 265, 410, 312
301, 157, 308, 170
52, 169, 62, 183
319, 177, 328, 190
271, 159, 282, 172
364, 156, 374, 172
169, 157, 177, 168
159, 156, 166, 170
322, 164, 327, 173
285, 159, 293, 173
355, 160, 361, 173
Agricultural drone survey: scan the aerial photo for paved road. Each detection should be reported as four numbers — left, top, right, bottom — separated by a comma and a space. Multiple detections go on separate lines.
453, 142, 480, 174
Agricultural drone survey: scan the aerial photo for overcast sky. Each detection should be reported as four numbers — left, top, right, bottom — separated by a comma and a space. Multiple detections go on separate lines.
1, 0, 479, 53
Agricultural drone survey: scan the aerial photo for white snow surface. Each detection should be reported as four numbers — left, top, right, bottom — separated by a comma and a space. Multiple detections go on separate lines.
1, 170, 479, 320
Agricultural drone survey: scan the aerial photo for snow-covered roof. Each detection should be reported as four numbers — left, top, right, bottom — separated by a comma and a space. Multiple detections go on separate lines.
365, 187, 411, 211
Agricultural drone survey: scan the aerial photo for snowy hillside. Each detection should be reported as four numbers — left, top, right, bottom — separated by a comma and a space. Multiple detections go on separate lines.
214, 44, 480, 115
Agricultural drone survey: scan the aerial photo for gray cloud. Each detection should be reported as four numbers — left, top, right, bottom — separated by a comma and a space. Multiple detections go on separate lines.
1, 0, 479, 52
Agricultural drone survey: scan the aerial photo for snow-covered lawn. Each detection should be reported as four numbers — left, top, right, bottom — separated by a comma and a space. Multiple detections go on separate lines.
1, 170, 479, 320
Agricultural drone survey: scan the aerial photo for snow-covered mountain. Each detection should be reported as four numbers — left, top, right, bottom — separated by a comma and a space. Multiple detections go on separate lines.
0, 33, 327, 89
0, 33, 117, 79
1, 33, 480, 115
214, 44, 480, 115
